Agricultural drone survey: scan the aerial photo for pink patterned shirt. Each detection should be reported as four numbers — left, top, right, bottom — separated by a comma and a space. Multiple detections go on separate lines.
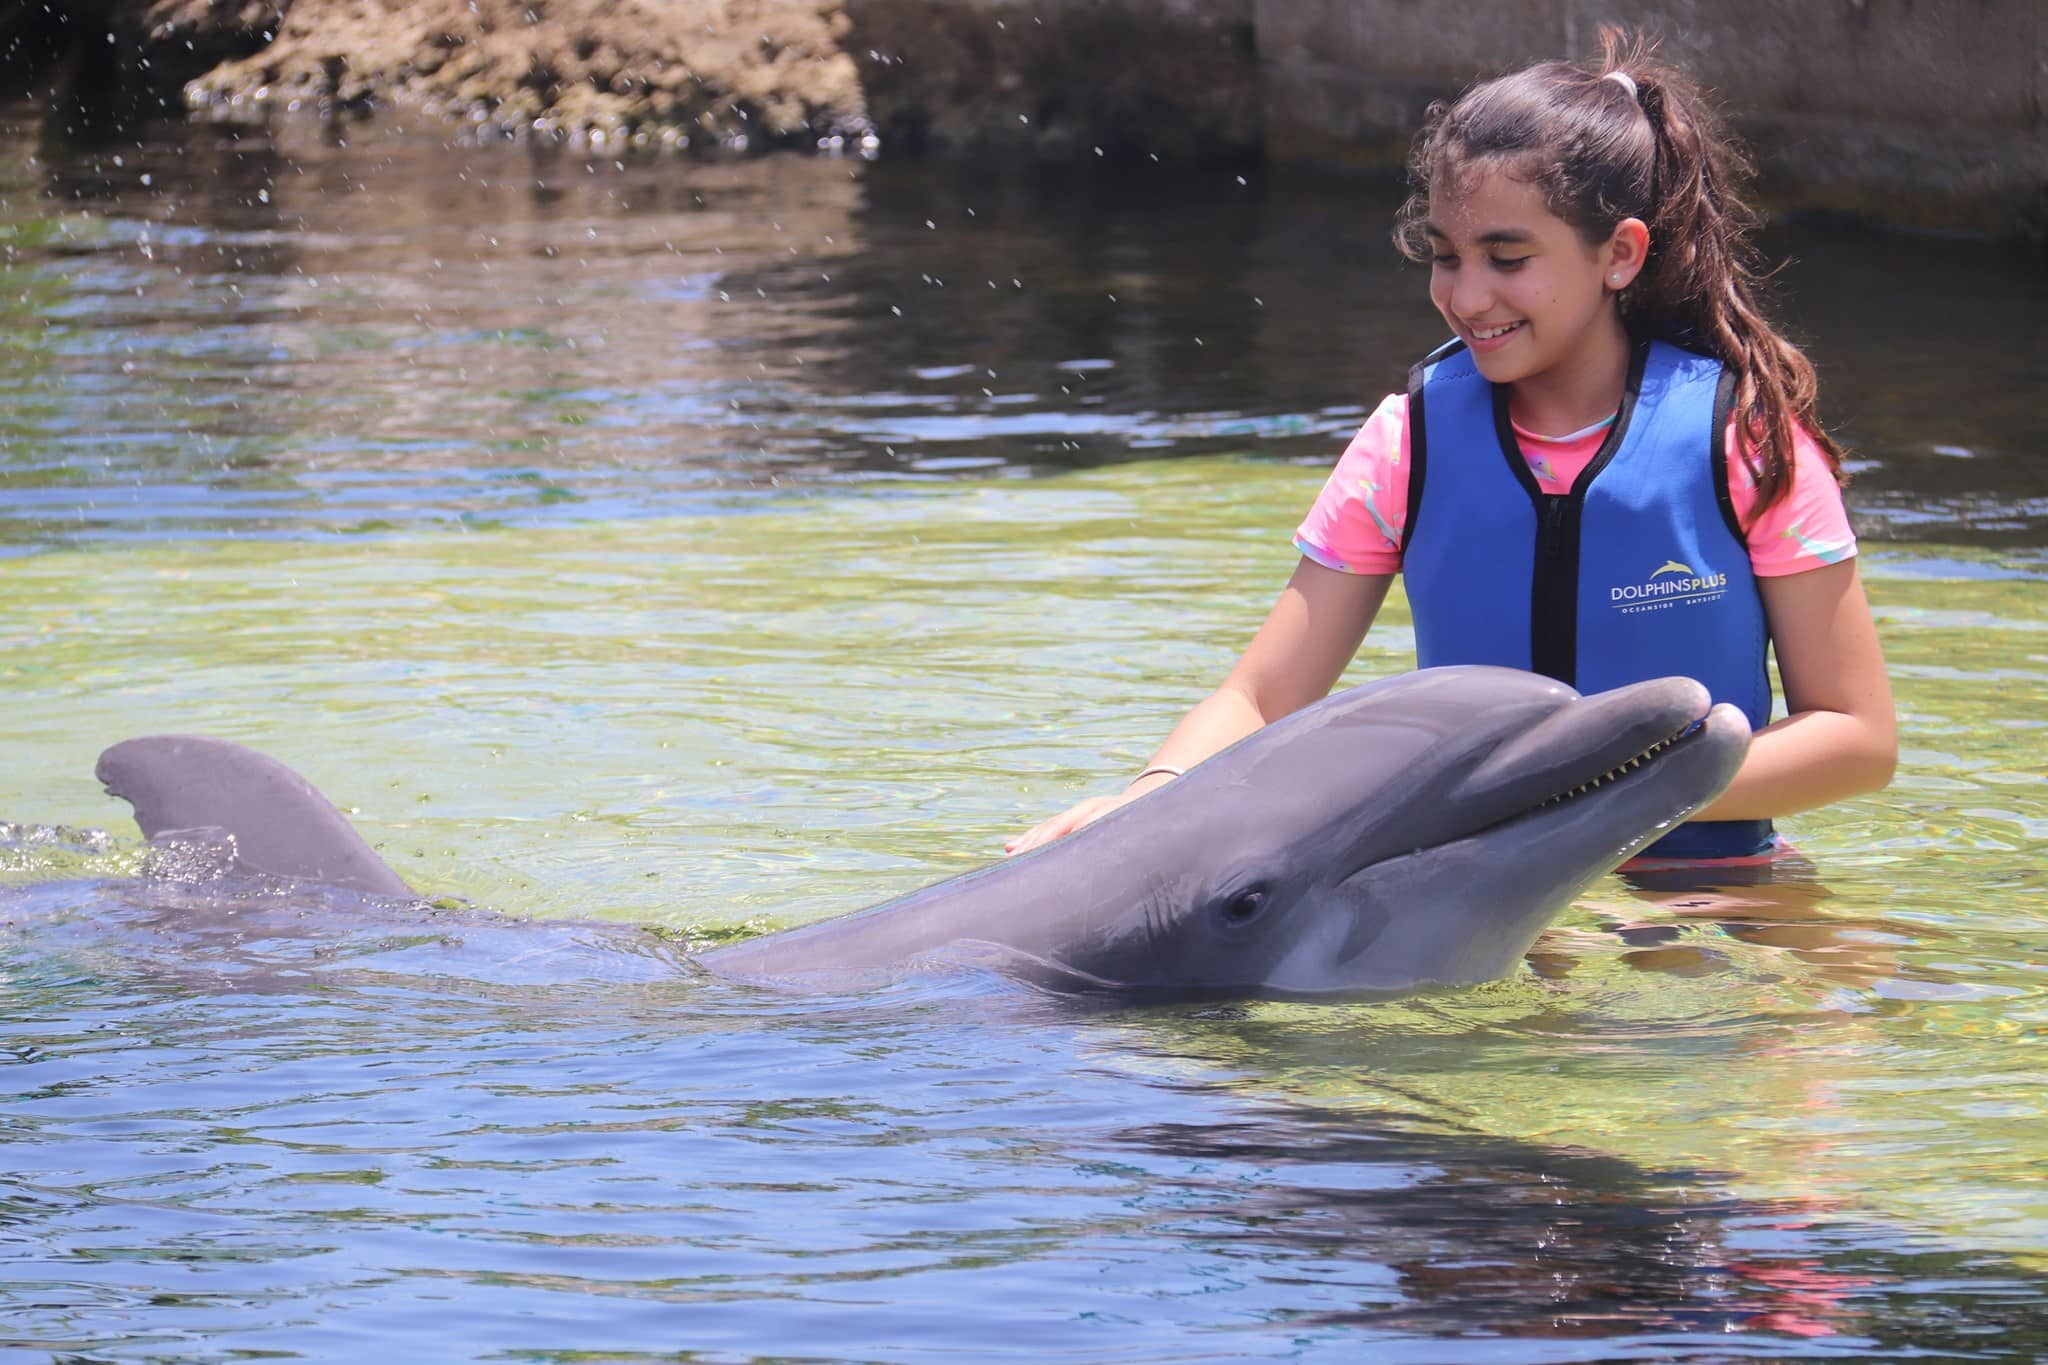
1294, 393, 1856, 577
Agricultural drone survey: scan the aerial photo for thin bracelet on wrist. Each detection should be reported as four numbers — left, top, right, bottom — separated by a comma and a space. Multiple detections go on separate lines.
1126, 765, 1185, 789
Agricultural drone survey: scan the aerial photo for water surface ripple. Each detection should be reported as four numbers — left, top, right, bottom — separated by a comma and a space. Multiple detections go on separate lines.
2, 104, 2046, 1362
1, 107, 2042, 550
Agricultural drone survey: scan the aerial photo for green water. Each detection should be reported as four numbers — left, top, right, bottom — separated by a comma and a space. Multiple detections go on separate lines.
9, 457, 2046, 1276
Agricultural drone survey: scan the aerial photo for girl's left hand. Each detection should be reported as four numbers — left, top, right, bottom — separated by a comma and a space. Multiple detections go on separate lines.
1004, 776, 1171, 856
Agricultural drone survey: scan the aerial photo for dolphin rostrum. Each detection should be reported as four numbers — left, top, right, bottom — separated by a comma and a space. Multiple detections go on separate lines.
91, 666, 1751, 999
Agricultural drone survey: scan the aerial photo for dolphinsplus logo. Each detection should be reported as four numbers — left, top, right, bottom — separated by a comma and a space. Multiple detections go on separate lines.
1609, 557, 1728, 614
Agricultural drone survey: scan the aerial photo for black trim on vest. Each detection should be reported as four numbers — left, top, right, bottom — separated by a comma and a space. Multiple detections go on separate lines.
1487, 340, 1650, 687
1709, 365, 1744, 545
1403, 340, 1462, 552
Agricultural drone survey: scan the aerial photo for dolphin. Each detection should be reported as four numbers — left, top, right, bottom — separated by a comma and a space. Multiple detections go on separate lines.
90, 666, 1750, 999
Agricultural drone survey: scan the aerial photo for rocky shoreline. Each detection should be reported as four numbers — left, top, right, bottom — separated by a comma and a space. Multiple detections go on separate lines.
18, 0, 1260, 161
9, 0, 2042, 239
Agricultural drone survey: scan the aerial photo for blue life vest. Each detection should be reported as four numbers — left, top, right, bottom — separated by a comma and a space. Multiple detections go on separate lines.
1400, 337, 1773, 860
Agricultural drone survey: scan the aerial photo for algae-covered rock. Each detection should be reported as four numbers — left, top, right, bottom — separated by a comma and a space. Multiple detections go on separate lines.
177, 0, 871, 150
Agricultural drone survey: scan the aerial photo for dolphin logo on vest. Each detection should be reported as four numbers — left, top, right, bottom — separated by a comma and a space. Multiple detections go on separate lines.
1610, 555, 1729, 614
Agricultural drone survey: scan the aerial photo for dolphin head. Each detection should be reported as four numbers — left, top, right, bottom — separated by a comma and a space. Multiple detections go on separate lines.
1033, 666, 1751, 998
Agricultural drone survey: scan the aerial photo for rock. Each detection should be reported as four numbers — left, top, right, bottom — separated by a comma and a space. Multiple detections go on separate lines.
175, 0, 872, 151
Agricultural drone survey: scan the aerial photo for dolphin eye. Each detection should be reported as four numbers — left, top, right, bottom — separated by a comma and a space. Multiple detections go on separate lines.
1217, 888, 1268, 927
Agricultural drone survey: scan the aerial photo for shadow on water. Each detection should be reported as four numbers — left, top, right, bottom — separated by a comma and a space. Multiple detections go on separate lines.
1109, 1105, 2048, 1355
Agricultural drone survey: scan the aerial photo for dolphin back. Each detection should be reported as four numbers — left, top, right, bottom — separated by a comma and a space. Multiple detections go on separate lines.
96, 736, 414, 898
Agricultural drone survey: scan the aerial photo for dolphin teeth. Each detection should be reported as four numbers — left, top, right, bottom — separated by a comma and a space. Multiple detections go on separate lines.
1538, 723, 1695, 810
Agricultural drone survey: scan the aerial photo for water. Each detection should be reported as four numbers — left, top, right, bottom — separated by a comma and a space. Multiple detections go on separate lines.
2, 104, 2046, 1361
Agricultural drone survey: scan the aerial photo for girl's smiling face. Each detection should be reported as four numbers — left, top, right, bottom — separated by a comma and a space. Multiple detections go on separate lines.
1425, 165, 1646, 399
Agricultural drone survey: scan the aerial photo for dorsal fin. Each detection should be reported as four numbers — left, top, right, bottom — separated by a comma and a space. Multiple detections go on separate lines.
96, 736, 414, 898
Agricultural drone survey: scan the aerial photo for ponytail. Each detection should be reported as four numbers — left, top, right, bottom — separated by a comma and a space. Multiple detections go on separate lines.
1396, 28, 1844, 510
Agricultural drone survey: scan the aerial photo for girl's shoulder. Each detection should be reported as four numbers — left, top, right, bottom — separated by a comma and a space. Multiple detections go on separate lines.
1293, 395, 1412, 575
1333, 393, 1412, 468
1724, 418, 1857, 576
1363, 391, 1411, 431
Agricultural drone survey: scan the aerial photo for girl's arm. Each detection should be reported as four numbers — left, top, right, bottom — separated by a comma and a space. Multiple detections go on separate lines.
1005, 561, 1392, 853
1695, 558, 1897, 821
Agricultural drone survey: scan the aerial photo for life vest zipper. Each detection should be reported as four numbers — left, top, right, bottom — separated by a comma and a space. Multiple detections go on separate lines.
1539, 495, 1570, 561
1529, 494, 1577, 685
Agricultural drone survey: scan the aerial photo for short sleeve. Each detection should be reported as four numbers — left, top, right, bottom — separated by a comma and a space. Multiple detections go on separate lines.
1293, 394, 1410, 575
1726, 420, 1858, 577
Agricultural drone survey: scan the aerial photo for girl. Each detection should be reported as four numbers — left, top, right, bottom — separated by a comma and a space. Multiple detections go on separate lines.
1009, 33, 1896, 866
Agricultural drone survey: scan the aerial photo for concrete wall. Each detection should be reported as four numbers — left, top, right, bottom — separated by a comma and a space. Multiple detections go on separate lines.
865, 0, 2046, 232
843, 0, 1262, 159
1255, 0, 2047, 233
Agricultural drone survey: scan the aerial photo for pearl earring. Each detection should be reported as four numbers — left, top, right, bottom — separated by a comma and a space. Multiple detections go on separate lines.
1609, 273, 1623, 284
